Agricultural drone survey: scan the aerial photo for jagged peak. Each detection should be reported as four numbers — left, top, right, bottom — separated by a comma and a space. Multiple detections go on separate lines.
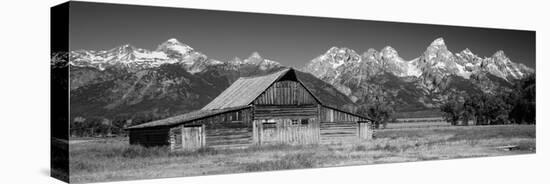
381, 46, 398, 56
155, 38, 193, 54
493, 50, 507, 58
461, 48, 473, 55
166, 38, 181, 44
327, 46, 339, 51
366, 48, 378, 53
117, 44, 135, 49
382, 46, 396, 52
430, 37, 446, 46
363, 48, 379, 58
326, 46, 356, 55
108, 44, 136, 54
248, 51, 263, 59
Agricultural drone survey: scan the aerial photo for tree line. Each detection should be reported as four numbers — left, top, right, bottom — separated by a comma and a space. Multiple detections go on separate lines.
440, 74, 535, 125
355, 74, 535, 128
69, 114, 162, 137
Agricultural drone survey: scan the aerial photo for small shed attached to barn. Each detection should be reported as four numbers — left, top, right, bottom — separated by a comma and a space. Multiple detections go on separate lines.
126, 68, 373, 151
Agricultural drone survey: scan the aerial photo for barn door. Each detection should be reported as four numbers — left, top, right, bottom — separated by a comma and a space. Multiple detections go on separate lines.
253, 118, 320, 146
181, 125, 205, 151
358, 121, 373, 140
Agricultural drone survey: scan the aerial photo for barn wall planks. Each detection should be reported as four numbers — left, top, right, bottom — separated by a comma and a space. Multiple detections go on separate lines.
182, 126, 205, 150
254, 105, 317, 119
168, 108, 255, 150
205, 126, 253, 149
320, 121, 358, 143
169, 127, 182, 151
186, 108, 252, 128
254, 80, 317, 105
253, 118, 320, 145
129, 127, 171, 147
358, 122, 374, 140
132, 105, 372, 149
320, 106, 368, 122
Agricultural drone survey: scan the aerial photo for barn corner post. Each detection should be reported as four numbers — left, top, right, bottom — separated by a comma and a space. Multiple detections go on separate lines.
201, 124, 206, 148
252, 119, 262, 145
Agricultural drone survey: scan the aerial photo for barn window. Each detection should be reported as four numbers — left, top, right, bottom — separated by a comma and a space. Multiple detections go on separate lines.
291, 119, 299, 125
229, 111, 242, 122
301, 118, 309, 125
262, 119, 277, 129
173, 129, 182, 145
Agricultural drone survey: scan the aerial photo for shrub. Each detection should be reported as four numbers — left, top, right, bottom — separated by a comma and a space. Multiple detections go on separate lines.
354, 145, 367, 151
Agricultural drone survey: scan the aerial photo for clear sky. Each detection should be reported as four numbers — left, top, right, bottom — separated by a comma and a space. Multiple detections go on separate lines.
68, 1, 536, 69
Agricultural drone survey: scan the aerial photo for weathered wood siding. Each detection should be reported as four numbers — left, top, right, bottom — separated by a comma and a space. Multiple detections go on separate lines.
320, 106, 367, 122
169, 127, 182, 151
318, 106, 371, 143
254, 105, 317, 119
320, 121, 358, 143
129, 127, 171, 147
184, 108, 254, 149
252, 118, 320, 145
251, 79, 321, 145
358, 122, 373, 140
205, 123, 252, 149
169, 125, 206, 151
186, 108, 252, 126
254, 80, 317, 105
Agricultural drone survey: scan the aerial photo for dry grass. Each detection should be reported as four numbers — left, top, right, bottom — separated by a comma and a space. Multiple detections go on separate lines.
69, 124, 535, 183
385, 121, 449, 129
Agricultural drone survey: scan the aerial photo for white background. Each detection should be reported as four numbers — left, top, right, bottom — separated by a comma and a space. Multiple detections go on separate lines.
0, 0, 548, 183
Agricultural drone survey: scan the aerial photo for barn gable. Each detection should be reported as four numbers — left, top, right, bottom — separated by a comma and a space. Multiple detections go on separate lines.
201, 69, 292, 110
201, 68, 323, 110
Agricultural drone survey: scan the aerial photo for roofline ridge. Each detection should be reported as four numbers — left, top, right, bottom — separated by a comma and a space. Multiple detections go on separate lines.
238, 68, 291, 79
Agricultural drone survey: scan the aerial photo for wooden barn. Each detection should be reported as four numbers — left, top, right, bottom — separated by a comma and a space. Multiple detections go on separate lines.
126, 68, 373, 151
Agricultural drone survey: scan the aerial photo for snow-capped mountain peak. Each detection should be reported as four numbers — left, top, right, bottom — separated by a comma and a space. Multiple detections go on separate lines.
380, 46, 400, 61
430, 37, 446, 47
250, 51, 262, 58
155, 38, 194, 57
462, 48, 474, 56
166, 38, 181, 44
314, 46, 361, 69
69, 38, 211, 72
228, 57, 243, 65
492, 50, 510, 62
241, 52, 281, 70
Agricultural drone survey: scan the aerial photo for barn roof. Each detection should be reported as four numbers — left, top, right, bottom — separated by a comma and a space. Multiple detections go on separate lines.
127, 105, 250, 129
293, 70, 356, 111
202, 68, 292, 110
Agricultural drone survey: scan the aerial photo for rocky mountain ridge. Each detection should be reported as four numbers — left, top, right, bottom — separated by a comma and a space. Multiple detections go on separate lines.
303, 38, 534, 112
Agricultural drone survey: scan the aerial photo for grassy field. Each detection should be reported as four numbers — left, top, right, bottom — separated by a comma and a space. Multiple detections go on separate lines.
69, 124, 535, 183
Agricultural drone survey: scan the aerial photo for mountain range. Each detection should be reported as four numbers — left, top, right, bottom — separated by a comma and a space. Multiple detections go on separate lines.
52, 38, 534, 123
303, 38, 534, 112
